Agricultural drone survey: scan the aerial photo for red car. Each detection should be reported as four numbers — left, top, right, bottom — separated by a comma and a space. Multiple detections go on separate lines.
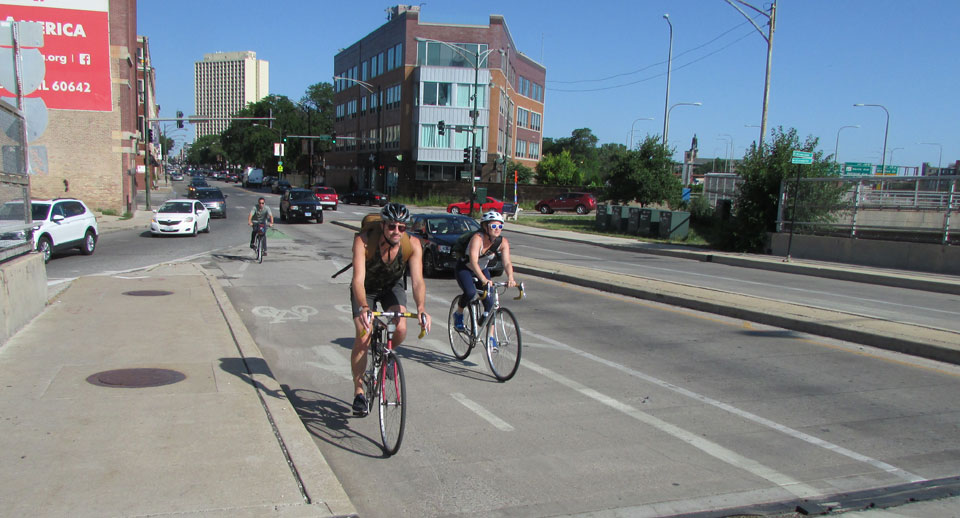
535, 192, 597, 214
446, 196, 504, 215
313, 186, 338, 211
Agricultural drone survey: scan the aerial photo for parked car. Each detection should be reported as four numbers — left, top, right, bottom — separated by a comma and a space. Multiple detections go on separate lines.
193, 187, 227, 218
280, 188, 323, 223
272, 179, 292, 195
312, 186, 338, 211
0, 198, 99, 263
341, 188, 388, 206
170, 172, 184, 181
261, 176, 276, 190
407, 213, 503, 278
186, 177, 209, 198
150, 199, 211, 236
242, 167, 264, 188
446, 196, 504, 215
534, 192, 597, 214
224, 171, 239, 183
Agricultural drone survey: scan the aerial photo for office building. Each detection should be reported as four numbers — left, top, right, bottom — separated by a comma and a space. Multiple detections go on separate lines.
194, 51, 269, 140
330, 5, 545, 195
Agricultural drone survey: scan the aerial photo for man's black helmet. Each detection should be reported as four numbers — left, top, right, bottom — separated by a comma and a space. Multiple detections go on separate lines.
380, 202, 410, 223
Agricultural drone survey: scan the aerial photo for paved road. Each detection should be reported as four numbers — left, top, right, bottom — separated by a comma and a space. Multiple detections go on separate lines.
197, 220, 960, 517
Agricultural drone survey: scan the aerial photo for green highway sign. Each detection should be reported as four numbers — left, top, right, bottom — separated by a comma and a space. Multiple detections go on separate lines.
791, 150, 813, 164
842, 162, 872, 175
875, 165, 899, 175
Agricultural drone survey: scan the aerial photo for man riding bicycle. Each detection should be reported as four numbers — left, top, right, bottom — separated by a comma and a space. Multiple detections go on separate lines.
452, 211, 517, 347
248, 197, 275, 254
350, 202, 432, 416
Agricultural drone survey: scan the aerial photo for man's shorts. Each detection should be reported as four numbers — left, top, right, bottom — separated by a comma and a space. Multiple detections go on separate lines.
350, 278, 407, 318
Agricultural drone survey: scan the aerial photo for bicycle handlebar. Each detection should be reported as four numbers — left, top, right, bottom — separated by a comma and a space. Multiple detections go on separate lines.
478, 281, 526, 301
361, 311, 428, 339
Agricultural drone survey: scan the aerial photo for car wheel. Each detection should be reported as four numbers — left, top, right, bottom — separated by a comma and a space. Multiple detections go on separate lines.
80, 230, 96, 255
540, 205, 551, 214
37, 235, 52, 263
423, 250, 437, 278
280, 210, 286, 222
192, 223, 198, 236
575, 204, 587, 215
203, 219, 211, 233
317, 212, 323, 224
450, 207, 461, 214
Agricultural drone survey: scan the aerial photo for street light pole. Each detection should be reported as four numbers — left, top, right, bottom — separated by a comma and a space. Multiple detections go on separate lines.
665, 102, 702, 153
854, 103, 889, 175
833, 125, 859, 167
630, 117, 654, 150
717, 135, 732, 173
661, 14, 673, 147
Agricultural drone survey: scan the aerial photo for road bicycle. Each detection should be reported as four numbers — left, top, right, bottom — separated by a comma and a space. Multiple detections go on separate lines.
360, 310, 426, 456
447, 281, 525, 382
252, 223, 267, 263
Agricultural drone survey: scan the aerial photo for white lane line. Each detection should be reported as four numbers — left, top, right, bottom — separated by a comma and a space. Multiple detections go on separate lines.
297, 284, 312, 290
516, 245, 960, 318
450, 392, 514, 431
522, 328, 925, 484
521, 357, 822, 499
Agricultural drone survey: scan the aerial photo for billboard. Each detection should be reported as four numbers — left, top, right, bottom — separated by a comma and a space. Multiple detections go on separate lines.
0, 0, 111, 111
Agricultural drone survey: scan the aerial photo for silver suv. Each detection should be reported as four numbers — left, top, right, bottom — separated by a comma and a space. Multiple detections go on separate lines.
0, 198, 99, 263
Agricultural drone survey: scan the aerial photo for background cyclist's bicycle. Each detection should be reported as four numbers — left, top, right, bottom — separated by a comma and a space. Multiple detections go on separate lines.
447, 281, 525, 381
360, 311, 426, 456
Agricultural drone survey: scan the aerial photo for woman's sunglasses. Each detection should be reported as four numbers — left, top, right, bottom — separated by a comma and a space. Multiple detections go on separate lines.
489, 224, 503, 229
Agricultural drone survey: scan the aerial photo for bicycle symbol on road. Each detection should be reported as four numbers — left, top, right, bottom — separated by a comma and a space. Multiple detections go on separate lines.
252, 305, 319, 324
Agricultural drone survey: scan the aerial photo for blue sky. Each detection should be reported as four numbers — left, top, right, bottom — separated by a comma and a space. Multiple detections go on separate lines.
139, 0, 959, 170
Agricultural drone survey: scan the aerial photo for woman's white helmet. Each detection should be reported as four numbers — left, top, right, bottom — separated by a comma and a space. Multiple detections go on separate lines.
481, 210, 504, 223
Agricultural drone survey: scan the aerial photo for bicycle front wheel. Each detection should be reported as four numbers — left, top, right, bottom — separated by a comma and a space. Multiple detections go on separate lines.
447, 297, 475, 360
378, 351, 406, 456
256, 235, 264, 263
485, 307, 522, 382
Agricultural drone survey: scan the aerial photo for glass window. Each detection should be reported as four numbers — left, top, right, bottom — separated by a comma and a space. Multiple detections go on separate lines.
421, 124, 436, 148
423, 82, 437, 105
437, 83, 451, 106
457, 84, 472, 108
362, 61, 368, 81
378, 52, 384, 75
387, 47, 394, 70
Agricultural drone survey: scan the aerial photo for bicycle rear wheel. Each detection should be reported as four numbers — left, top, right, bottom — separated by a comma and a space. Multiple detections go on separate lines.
378, 351, 406, 456
447, 297, 475, 360
485, 307, 522, 382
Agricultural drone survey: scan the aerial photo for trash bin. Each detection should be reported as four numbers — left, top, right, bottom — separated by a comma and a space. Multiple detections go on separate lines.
646, 209, 663, 237
658, 210, 673, 238
595, 205, 609, 230
626, 207, 641, 234
609, 205, 623, 232
620, 206, 633, 233
638, 208, 654, 236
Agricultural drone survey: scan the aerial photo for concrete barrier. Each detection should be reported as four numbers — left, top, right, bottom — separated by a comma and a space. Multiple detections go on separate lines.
0, 253, 47, 345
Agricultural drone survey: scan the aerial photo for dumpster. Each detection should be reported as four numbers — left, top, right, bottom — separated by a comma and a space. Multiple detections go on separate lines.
658, 210, 673, 238
595, 204, 609, 230
620, 206, 633, 233
626, 207, 641, 234
609, 205, 623, 232
638, 208, 655, 236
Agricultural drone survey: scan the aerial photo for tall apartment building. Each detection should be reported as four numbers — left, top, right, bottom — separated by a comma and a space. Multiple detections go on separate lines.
329, 5, 545, 195
193, 51, 269, 140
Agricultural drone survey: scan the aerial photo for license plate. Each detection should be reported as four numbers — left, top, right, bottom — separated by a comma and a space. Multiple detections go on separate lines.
304, 212, 312, 216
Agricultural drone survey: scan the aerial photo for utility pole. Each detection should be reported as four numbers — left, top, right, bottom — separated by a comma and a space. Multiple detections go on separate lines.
724, 0, 776, 149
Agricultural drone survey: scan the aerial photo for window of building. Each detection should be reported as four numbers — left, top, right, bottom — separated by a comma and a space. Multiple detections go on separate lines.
361, 96, 367, 114
377, 52, 384, 75
370, 55, 378, 78
517, 108, 529, 128
393, 43, 403, 68
530, 112, 542, 131
530, 141, 540, 159
422, 82, 451, 107
387, 47, 394, 71
516, 139, 527, 158
362, 61, 368, 81
417, 41, 489, 68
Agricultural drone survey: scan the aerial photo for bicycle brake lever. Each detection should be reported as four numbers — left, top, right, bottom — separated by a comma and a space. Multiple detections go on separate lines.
514, 282, 526, 300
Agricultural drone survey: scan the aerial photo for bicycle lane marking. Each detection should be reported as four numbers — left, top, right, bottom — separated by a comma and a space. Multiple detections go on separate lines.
450, 393, 514, 431
520, 326, 925, 485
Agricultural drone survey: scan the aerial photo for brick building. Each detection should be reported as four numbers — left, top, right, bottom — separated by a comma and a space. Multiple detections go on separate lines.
329, 5, 545, 196
0, 0, 150, 214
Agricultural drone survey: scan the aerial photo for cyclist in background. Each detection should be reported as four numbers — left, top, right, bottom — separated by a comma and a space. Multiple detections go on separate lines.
248, 197, 274, 254
350, 202, 432, 416
452, 211, 517, 338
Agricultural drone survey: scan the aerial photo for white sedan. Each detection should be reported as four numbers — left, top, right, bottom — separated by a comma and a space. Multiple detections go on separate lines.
150, 199, 211, 236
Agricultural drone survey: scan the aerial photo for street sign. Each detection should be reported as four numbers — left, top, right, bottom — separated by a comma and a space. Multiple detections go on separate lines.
791, 150, 813, 164
875, 165, 899, 175
843, 162, 872, 175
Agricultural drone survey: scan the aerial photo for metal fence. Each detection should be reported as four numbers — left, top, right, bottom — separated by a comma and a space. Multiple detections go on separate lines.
776, 175, 958, 245
0, 99, 32, 262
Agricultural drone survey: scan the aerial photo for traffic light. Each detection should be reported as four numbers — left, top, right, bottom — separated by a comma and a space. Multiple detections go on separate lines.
473, 146, 481, 163
147, 129, 154, 142
437, 120, 445, 136
463, 147, 471, 163
331, 132, 337, 145
176, 111, 184, 129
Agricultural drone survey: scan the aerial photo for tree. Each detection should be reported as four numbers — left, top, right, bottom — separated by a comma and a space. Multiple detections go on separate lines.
724, 126, 841, 252
220, 94, 307, 170
186, 134, 223, 166
603, 135, 679, 206
542, 128, 600, 183
505, 160, 534, 184
535, 150, 581, 186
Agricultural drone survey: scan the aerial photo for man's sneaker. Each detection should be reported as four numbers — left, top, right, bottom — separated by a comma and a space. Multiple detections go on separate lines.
453, 312, 465, 331
488, 337, 498, 352
352, 393, 369, 417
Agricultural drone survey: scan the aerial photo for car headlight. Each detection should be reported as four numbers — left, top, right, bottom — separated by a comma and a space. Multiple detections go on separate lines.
185, 217, 194, 222
438, 245, 451, 254
291, 205, 298, 210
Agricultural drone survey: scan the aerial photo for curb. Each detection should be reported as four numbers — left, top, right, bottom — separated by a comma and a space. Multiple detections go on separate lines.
200, 264, 359, 517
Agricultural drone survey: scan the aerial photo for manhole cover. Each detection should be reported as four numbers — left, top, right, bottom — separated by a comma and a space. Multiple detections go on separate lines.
122, 290, 173, 297
86, 368, 186, 388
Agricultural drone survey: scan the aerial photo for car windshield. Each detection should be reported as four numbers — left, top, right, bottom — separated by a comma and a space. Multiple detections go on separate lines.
158, 202, 193, 214
428, 217, 479, 234
195, 190, 221, 200
289, 191, 314, 201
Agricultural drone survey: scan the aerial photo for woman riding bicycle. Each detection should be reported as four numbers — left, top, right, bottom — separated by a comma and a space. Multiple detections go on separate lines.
452, 211, 517, 338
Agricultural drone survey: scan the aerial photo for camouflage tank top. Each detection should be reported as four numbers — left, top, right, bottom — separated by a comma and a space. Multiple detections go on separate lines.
365, 240, 406, 291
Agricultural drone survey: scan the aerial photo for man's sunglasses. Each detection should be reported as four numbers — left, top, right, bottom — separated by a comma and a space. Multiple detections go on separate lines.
385, 223, 407, 232
489, 224, 503, 229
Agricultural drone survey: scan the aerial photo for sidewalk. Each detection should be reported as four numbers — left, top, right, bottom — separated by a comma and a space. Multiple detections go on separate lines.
0, 262, 356, 517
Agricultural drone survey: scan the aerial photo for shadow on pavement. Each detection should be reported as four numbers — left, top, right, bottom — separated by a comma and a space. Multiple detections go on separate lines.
284, 385, 388, 459
218, 357, 285, 400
